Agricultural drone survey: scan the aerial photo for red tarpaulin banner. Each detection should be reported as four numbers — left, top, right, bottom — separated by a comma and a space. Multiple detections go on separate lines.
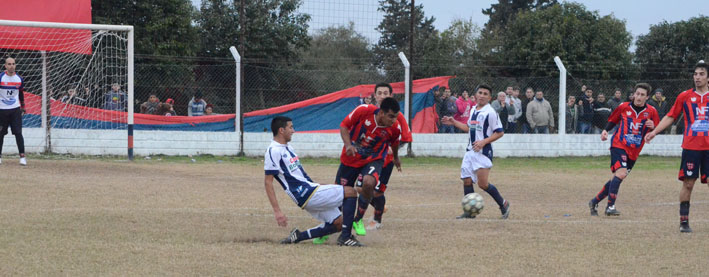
0, 0, 92, 54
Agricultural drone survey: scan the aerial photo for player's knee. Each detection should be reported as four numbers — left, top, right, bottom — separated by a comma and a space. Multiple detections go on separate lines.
477, 182, 489, 190
331, 218, 343, 231
683, 180, 696, 190
373, 191, 384, 198
343, 186, 357, 198
362, 175, 376, 189
615, 171, 628, 180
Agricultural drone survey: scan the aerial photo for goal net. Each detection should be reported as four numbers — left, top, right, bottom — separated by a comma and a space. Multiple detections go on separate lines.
0, 20, 133, 155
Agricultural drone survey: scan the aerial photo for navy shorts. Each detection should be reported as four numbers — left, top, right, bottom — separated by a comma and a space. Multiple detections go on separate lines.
610, 147, 635, 173
0, 107, 22, 136
335, 160, 383, 188
679, 149, 709, 183
372, 162, 394, 193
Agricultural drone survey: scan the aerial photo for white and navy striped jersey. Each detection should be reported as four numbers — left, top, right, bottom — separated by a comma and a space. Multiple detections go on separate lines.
466, 103, 504, 159
264, 140, 318, 208
0, 72, 24, 110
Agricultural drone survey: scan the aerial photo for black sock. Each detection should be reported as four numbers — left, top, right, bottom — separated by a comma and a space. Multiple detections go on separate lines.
484, 184, 505, 209
354, 195, 370, 222
464, 185, 474, 195
340, 196, 357, 238
296, 222, 337, 242
371, 195, 385, 222
680, 201, 690, 223
592, 180, 611, 205
607, 177, 623, 206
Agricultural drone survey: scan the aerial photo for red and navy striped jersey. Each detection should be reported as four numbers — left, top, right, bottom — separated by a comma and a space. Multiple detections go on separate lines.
608, 102, 659, 160
667, 89, 709, 150
340, 104, 401, 168
384, 112, 412, 167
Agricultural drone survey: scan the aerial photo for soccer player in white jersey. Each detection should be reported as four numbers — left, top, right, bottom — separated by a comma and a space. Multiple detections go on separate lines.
441, 84, 510, 219
264, 116, 363, 246
0, 57, 27, 166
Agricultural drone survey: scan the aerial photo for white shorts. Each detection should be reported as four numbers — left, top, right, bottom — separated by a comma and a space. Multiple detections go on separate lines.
304, 184, 343, 224
460, 150, 493, 183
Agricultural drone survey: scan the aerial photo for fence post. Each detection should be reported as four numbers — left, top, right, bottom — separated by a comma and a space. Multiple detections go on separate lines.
554, 56, 567, 136
229, 46, 243, 155
398, 52, 411, 156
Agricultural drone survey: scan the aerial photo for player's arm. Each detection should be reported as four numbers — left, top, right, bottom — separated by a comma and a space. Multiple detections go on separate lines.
474, 131, 503, 152
442, 116, 469, 132
645, 115, 675, 142
264, 174, 287, 227
19, 86, 25, 113
601, 104, 623, 141
341, 105, 366, 156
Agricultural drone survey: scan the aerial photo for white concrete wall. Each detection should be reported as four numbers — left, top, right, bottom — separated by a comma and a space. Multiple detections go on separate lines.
0, 128, 683, 157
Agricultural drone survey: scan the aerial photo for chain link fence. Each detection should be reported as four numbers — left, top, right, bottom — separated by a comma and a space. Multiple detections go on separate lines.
130, 56, 695, 134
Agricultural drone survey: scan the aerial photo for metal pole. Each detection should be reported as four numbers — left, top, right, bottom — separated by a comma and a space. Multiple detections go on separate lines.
238, 0, 245, 156
41, 51, 49, 153
398, 52, 410, 124
127, 28, 135, 160
229, 46, 241, 155
408, 0, 415, 156
554, 56, 567, 136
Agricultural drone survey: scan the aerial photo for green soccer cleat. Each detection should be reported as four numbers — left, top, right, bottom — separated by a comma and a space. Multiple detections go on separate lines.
312, 235, 330, 245
352, 219, 367, 236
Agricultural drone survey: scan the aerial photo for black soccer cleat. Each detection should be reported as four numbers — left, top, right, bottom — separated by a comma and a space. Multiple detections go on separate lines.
500, 200, 510, 219
280, 228, 300, 244
589, 200, 598, 216
605, 205, 620, 216
456, 213, 476, 219
337, 235, 365, 247
680, 221, 693, 233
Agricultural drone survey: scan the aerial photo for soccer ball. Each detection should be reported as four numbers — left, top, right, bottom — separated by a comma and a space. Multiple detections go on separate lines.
462, 193, 484, 216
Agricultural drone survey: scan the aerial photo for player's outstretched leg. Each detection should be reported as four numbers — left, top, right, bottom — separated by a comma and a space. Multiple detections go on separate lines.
605, 175, 625, 216
352, 195, 369, 236
367, 194, 385, 230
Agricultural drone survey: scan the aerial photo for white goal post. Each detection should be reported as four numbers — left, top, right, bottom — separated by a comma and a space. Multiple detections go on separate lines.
0, 19, 134, 159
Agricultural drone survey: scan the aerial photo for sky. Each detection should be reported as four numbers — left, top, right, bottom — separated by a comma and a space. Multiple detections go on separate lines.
191, 0, 708, 46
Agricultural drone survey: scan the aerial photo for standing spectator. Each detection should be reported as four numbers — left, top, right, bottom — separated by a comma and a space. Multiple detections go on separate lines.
506, 86, 522, 133
520, 87, 535, 133
526, 90, 554, 134
648, 88, 671, 134
188, 91, 207, 116
104, 83, 126, 111
60, 88, 87, 106
454, 89, 474, 126
491, 91, 515, 132
607, 89, 624, 112
140, 94, 160, 114
0, 57, 27, 165
566, 95, 578, 134
592, 93, 612, 134
577, 88, 594, 134
437, 87, 455, 133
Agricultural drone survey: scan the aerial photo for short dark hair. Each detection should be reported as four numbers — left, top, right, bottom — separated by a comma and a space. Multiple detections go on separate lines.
379, 97, 400, 114
475, 84, 493, 93
374, 83, 393, 94
695, 61, 708, 73
271, 116, 292, 137
634, 83, 652, 95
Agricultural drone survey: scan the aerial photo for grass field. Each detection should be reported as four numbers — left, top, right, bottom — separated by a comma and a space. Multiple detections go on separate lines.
2, 155, 709, 275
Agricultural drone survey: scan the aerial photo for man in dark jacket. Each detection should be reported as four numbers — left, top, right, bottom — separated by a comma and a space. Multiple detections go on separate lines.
647, 88, 671, 134
577, 88, 594, 134
520, 87, 535, 133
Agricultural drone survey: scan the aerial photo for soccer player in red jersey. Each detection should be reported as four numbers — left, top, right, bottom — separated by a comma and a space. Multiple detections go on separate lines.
588, 83, 659, 216
350, 83, 412, 234
646, 61, 709, 233
335, 97, 401, 240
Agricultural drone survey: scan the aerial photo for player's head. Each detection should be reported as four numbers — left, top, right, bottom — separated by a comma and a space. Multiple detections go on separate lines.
4, 57, 16, 74
374, 83, 393, 105
271, 116, 294, 142
633, 83, 652, 106
377, 97, 400, 127
474, 84, 492, 105
694, 61, 708, 89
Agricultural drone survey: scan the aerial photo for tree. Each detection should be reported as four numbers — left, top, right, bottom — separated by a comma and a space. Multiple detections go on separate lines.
373, 0, 440, 79
482, 0, 558, 33
195, 0, 310, 62
482, 2, 634, 79
635, 16, 709, 80
92, 0, 199, 56
300, 22, 373, 71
